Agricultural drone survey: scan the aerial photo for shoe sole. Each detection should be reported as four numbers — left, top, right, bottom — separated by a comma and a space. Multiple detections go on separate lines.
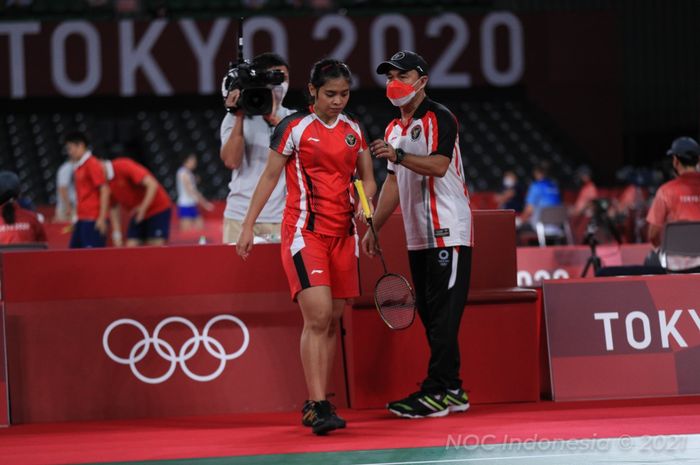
312, 422, 338, 435
304, 417, 345, 429
333, 418, 347, 429
448, 403, 470, 413
388, 407, 450, 419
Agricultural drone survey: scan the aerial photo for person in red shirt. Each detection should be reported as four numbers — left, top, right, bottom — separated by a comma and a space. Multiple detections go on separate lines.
0, 171, 46, 245
64, 132, 110, 248
236, 59, 376, 435
102, 157, 172, 246
647, 136, 700, 247
571, 165, 599, 217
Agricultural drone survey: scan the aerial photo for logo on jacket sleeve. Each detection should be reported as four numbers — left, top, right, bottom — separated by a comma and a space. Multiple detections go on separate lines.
345, 134, 357, 147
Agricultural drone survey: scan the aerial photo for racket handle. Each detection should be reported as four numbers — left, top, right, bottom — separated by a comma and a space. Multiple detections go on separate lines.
353, 179, 372, 219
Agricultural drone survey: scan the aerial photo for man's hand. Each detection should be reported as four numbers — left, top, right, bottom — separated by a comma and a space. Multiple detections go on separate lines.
95, 217, 108, 235
369, 139, 397, 162
202, 200, 215, 212
225, 89, 241, 110
133, 205, 147, 223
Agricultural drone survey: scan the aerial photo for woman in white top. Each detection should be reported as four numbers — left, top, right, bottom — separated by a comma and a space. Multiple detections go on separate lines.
176, 153, 213, 230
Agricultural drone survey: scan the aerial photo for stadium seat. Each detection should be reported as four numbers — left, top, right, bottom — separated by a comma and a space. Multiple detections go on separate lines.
535, 205, 574, 247
659, 221, 700, 272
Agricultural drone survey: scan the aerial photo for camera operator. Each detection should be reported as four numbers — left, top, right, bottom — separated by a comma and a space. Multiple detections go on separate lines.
646, 136, 700, 249
220, 52, 293, 243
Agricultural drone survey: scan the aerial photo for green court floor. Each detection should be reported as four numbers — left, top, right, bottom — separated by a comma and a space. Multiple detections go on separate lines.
88, 434, 700, 465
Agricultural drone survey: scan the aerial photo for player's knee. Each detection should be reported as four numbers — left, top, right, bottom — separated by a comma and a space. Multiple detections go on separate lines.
304, 314, 333, 334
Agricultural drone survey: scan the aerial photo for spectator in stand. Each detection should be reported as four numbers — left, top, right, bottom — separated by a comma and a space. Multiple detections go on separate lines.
520, 162, 562, 232
0, 171, 46, 245
64, 131, 110, 248
614, 167, 650, 243
571, 165, 599, 217
494, 170, 525, 214
102, 157, 173, 247
176, 153, 214, 231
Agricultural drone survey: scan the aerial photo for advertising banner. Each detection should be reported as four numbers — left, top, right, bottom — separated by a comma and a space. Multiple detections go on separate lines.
0, 11, 613, 97
544, 274, 700, 401
0, 245, 347, 423
517, 244, 650, 287
0, 303, 7, 427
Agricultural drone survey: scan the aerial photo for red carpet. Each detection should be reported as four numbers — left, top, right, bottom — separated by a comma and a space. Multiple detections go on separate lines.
1, 397, 700, 465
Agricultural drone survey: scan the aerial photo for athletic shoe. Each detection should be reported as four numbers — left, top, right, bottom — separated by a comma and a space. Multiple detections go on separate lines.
301, 400, 317, 427
302, 400, 347, 429
387, 391, 450, 419
444, 388, 470, 413
328, 401, 346, 429
311, 400, 340, 435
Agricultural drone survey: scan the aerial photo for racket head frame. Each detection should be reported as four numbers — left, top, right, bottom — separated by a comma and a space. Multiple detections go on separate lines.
373, 271, 416, 330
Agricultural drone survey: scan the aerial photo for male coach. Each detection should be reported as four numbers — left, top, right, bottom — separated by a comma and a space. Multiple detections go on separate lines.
361, 51, 473, 419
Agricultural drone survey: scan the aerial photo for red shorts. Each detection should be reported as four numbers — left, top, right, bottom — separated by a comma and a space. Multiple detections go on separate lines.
280, 223, 360, 301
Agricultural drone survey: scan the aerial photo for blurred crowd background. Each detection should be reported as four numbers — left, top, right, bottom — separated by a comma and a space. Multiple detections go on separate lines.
1, 0, 699, 247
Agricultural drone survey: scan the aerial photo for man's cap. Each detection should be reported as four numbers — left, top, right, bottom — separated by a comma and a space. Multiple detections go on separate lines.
0, 170, 20, 205
376, 51, 429, 76
666, 136, 700, 159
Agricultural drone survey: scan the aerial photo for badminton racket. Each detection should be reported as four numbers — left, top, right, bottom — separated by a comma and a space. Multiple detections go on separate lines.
354, 179, 416, 330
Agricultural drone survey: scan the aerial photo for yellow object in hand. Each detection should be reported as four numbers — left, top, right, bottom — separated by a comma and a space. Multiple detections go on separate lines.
353, 179, 372, 219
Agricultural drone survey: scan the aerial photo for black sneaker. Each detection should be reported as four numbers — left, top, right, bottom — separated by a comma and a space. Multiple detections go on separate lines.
387, 391, 449, 419
311, 400, 339, 435
444, 388, 470, 413
301, 400, 317, 427
328, 402, 346, 429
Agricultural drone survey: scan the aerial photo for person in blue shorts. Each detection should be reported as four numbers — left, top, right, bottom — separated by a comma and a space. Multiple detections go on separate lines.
176, 153, 213, 231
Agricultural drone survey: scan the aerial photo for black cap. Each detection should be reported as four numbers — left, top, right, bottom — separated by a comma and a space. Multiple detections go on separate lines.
376, 51, 429, 76
667, 136, 700, 160
0, 171, 20, 205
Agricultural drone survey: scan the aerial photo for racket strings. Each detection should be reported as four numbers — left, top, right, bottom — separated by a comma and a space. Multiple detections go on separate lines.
375, 274, 415, 329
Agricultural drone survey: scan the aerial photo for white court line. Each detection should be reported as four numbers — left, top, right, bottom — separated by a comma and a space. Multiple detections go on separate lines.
353, 454, 592, 465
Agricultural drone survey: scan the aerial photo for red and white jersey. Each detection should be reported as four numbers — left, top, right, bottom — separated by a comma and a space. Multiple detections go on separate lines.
0, 205, 47, 244
385, 97, 472, 250
74, 151, 107, 220
271, 108, 368, 237
647, 171, 700, 226
105, 158, 172, 218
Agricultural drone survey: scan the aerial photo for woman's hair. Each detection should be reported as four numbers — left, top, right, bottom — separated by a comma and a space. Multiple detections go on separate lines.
2, 202, 16, 225
308, 58, 352, 102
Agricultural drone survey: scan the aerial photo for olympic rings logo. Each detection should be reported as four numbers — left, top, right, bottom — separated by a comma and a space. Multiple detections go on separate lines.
103, 315, 250, 384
